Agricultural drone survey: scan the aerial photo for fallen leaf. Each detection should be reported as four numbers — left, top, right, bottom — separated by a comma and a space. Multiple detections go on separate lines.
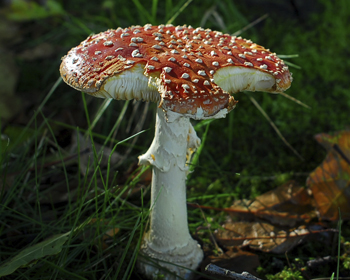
229, 181, 316, 226
307, 130, 350, 220
215, 221, 327, 254
189, 181, 316, 227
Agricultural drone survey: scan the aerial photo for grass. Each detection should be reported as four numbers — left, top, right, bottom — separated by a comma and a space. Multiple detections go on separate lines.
0, 0, 349, 279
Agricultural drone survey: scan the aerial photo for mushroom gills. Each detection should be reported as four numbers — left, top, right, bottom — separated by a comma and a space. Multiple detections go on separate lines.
96, 64, 160, 102
213, 66, 276, 94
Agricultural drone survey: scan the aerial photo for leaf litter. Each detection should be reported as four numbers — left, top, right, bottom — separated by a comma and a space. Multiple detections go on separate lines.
199, 129, 350, 278
307, 130, 350, 220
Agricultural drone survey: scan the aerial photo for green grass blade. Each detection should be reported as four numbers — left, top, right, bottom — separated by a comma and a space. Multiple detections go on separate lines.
41, 259, 87, 280
166, 0, 193, 24
104, 100, 129, 148
248, 94, 304, 160
106, 129, 146, 188
277, 91, 311, 109
10, 77, 60, 150
278, 54, 299, 59
284, 60, 302, 69
89, 98, 112, 132
151, 0, 159, 23
131, 0, 153, 23
337, 209, 342, 280
189, 121, 211, 174
115, 215, 142, 279
0, 232, 70, 277
232, 13, 268, 36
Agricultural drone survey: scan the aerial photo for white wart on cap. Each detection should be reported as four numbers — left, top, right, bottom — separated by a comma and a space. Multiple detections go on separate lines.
60, 24, 292, 119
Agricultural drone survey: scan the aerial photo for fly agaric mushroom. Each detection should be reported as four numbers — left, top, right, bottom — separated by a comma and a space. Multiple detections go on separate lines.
60, 24, 292, 280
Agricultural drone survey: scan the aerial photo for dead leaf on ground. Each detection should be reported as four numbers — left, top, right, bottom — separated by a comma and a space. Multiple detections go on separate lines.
189, 181, 316, 227
229, 181, 316, 226
215, 221, 329, 254
306, 130, 350, 220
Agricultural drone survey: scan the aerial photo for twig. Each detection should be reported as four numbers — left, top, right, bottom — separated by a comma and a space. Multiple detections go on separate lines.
333, 144, 350, 165
205, 264, 262, 280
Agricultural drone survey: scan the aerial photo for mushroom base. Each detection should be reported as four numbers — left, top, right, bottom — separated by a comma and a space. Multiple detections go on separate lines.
138, 166, 204, 280
138, 235, 203, 280
138, 107, 203, 279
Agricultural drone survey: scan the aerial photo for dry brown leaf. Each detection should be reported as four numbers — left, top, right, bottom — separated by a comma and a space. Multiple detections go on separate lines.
215, 221, 314, 254
229, 181, 316, 226
188, 182, 316, 227
306, 130, 350, 220
188, 181, 316, 226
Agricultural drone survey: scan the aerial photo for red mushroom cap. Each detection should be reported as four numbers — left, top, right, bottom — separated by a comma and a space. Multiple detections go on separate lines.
60, 24, 292, 119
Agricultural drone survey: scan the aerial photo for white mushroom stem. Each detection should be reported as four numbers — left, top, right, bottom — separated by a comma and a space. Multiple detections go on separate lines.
138, 107, 203, 280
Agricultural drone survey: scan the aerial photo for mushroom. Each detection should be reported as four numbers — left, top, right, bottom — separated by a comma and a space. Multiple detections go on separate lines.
59, 24, 292, 280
